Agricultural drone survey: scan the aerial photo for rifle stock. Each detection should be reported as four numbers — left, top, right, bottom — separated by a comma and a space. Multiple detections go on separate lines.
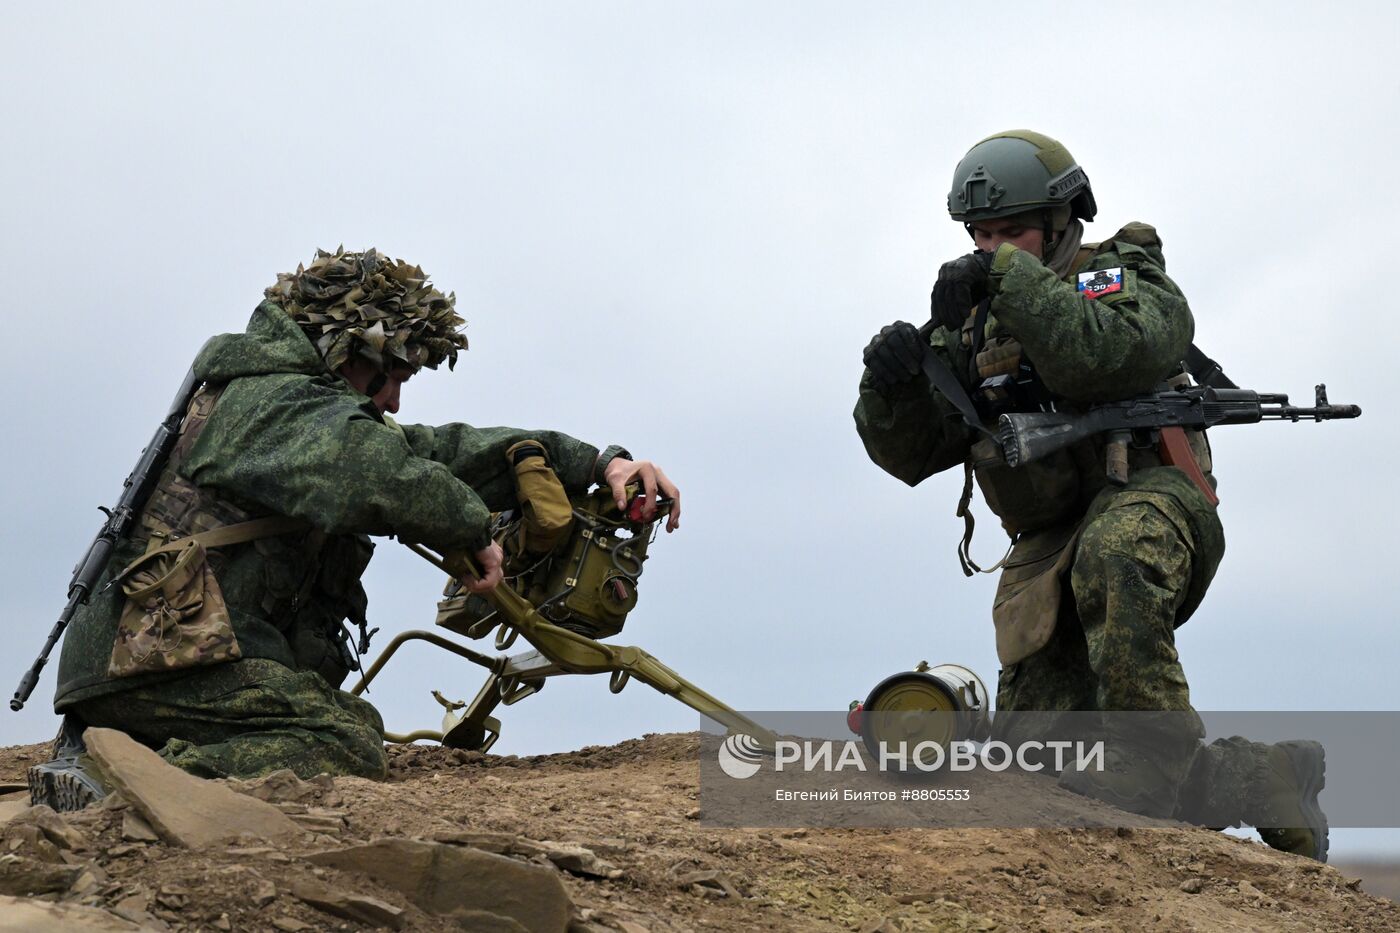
997, 409, 1114, 467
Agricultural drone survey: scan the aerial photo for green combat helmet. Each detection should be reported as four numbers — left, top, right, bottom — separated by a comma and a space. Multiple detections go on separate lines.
947, 129, 1097, 226
266, 247, 470, 374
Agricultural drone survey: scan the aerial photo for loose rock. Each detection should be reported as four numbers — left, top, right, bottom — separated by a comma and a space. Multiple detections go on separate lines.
860, 920, 899, 933
236, 769, 341, 808
455, 909, 529, 932
0, 893, 143, 931
253, 877, 278, 907
0, 853, 81, 895
675, 870, 742, 899
292, 879, 407, 929
307, 838, 573, 932
8, 805, 89, 852
121, 810, 159, 844
271, 918, 313, 932
0, 790, 31, 824
84, 729, 302, 849
3, 824, 61, 863
537, 840, 623, 879
433, 830, 523, 854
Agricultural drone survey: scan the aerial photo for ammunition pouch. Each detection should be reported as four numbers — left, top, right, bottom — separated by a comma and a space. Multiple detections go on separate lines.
107, 516, 306, 678
436, 486, 658, 641
976, 335, 1023, 380
109, 539, 239, 678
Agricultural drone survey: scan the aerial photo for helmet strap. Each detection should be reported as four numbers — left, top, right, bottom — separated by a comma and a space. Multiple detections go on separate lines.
364, 372, 388, 398
1040, 209, 1057, 262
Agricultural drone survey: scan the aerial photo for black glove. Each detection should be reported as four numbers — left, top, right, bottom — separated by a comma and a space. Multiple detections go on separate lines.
930, 250, 994, 331
863, 321, 926, 390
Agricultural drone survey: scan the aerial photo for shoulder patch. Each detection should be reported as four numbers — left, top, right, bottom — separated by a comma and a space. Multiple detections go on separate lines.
1077, 267, 1123, 299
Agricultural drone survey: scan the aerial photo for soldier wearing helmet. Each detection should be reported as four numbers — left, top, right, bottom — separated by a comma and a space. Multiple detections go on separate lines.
853, 131, 1328, 860
32, 248, 680, 808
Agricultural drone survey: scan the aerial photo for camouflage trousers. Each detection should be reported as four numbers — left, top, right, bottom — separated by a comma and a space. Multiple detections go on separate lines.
993, 496, 1269, 823
70, 658, 388, 781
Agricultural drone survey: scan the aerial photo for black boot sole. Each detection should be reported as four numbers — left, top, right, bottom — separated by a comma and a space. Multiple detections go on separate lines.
27, 760, 105, 812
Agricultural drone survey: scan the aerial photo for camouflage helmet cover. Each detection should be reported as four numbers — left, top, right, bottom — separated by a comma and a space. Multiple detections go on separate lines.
267, 247, 469, 373
947, 129, 1097, 224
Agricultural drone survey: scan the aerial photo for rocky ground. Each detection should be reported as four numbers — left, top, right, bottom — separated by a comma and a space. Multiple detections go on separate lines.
1, 732, 1398, 932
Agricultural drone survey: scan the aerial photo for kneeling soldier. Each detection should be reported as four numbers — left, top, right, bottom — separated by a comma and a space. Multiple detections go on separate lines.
854, 131, 1327, 860
32, 247, 680, 809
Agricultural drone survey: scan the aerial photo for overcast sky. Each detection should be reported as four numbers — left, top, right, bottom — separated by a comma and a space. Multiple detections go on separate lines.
3, 3, 1397, 856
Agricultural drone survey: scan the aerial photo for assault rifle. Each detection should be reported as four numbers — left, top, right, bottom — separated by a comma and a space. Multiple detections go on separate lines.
11, 353, 207, 712
996, 384, 1361, 505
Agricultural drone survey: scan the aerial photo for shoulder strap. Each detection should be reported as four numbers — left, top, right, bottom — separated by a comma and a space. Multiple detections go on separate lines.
145, 515, 310, 556
1068, 244, 1101, 278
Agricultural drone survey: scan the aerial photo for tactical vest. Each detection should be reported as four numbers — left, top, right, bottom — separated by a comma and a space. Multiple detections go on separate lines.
958, 227, 1215, 666
137, 386, 331, 632
138, 386, 259, 550
962, 229, 1212, 543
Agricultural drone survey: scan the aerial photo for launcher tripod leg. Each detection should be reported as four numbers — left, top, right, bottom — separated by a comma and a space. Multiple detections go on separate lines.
488, 614, 779, 747
348, 630, 512, 746
405, 542, 779, 749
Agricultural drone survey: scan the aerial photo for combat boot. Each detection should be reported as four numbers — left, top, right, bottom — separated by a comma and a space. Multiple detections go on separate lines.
27, 715, 109, 812
1057, 714, 1198, 819
1058, 742, 1180, 818
1245, 740, 1328, 862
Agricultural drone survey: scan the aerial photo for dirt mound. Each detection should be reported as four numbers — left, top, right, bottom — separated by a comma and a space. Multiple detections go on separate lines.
2, 733, 1397, 932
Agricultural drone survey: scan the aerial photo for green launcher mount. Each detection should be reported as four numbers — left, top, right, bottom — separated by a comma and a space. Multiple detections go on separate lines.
349, 489, 776, 752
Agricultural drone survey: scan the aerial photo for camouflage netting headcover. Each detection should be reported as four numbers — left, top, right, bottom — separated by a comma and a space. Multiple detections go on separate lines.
266, 247, 469, 373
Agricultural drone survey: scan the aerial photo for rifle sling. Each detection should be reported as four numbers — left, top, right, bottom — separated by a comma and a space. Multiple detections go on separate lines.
956, 461, 1014, 578
914, 313, 1003, 576
1185, 344, 1237, 389
916, 319, 995, 440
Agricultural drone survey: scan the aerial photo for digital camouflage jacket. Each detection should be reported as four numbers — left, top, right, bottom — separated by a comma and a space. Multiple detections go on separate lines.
854, 224, 1225, 663
54, 302, 601, 708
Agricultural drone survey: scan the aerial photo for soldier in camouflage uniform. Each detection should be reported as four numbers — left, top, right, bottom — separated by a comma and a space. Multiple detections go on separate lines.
853, 131, 1328, 860
33, 248, 680, 808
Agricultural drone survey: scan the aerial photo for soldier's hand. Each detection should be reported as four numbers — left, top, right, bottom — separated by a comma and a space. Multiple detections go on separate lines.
931, 250, 994, 330
863, 321, 926, 390
463, 541, 504, 593
603, 458, 681, 532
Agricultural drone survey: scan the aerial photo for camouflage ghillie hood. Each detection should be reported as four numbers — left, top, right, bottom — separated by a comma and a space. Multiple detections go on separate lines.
265, 247, 469, 373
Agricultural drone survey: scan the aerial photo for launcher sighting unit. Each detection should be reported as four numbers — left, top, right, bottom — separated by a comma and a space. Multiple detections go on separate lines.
351, 486, 776, 751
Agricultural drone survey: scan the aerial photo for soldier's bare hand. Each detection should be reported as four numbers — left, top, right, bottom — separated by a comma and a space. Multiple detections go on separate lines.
463, 541, 504, 593
603, 457, 681, 532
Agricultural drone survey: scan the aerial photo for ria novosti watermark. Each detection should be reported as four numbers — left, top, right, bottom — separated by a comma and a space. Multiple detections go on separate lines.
718, 732, 1104, 780
699, 711, 1400, 829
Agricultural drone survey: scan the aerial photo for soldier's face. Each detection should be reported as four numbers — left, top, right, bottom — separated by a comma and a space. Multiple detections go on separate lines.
338, 358, 414, 415
968, 218, 1045, 258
